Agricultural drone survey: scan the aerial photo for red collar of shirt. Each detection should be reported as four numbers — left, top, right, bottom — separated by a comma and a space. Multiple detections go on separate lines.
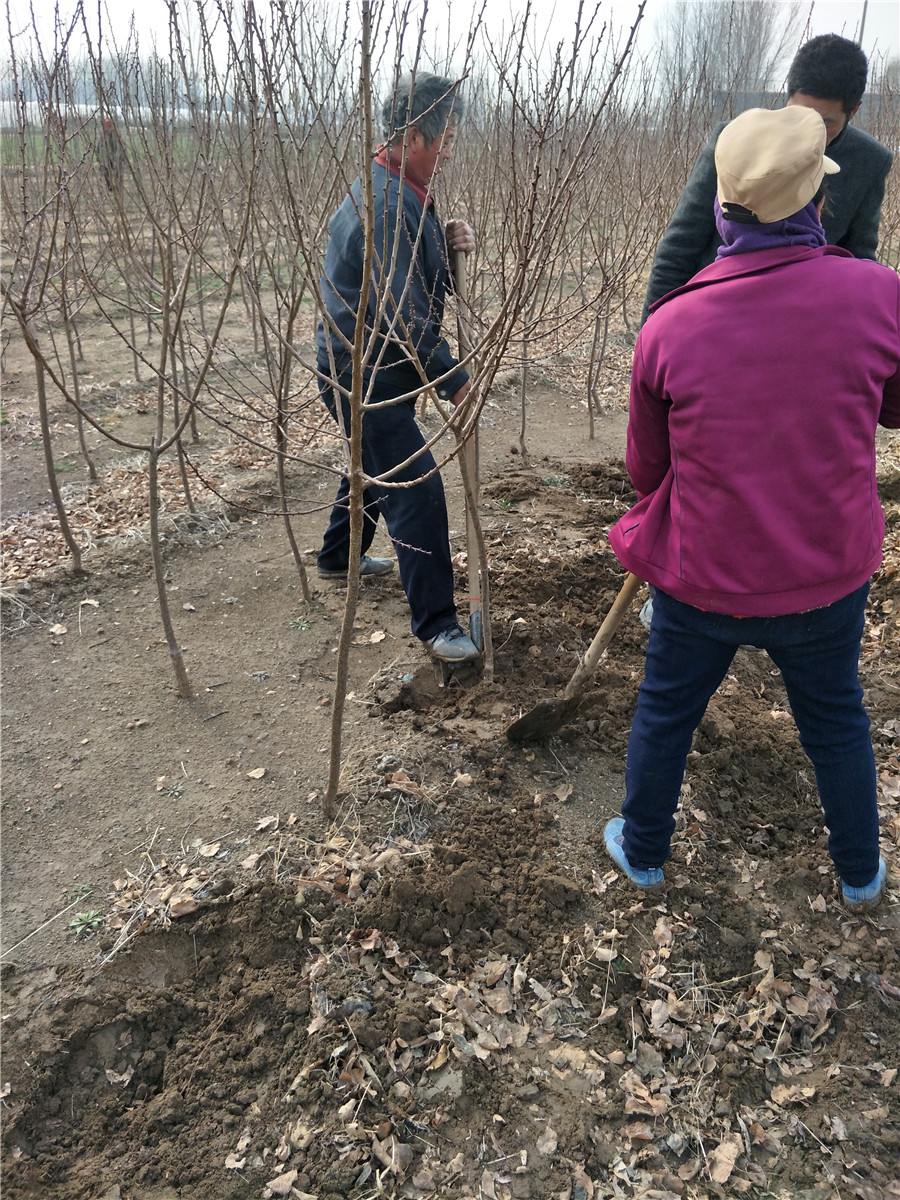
374, 147, 431, 207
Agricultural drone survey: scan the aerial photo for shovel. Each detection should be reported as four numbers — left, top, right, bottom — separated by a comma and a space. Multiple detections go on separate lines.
434, 249, 488, 687
505, 572, 643, 741
454, 249, 487, 659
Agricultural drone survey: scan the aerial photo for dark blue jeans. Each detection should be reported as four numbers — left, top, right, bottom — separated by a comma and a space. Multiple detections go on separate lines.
317, 372, 457, 642
622, 584, 879, 887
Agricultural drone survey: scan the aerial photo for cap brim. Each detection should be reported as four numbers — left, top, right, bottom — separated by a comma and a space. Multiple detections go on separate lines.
822, 154, 840, 175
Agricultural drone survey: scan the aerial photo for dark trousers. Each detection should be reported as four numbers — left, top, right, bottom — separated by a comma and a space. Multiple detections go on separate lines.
622, 584, 879, 887
317, 372, 457, 641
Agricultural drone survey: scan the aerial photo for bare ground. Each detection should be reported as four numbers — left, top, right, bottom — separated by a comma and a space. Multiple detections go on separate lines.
2, 328, 900, 1200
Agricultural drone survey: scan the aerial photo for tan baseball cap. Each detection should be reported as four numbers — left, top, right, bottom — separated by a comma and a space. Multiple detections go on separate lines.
715, 106, 840, 224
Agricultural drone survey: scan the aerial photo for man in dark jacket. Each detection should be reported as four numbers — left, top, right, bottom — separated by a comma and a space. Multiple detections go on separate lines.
641, 35, 893, 323
315, 73, 480, 665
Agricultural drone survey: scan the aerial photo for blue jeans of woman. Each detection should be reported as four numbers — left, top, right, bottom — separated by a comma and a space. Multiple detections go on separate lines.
622, 584, 878, 887
316, 370, 457, 642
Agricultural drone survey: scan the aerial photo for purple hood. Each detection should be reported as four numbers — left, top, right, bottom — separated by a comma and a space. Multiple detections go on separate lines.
715, 197, 826, 258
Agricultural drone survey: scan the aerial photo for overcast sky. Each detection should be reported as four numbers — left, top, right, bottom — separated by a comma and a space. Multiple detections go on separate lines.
7, 1, 899, 67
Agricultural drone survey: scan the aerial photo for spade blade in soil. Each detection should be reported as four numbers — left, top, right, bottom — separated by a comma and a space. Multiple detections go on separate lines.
505, 573, 642, 741
505, 695, 583, 741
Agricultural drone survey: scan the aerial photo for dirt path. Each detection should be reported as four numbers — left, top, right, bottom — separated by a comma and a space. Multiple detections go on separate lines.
2, 342, 900, 1200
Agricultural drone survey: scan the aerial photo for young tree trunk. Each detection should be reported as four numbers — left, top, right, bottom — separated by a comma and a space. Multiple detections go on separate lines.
61, 292, 98, 480
34, 353, 84, 573
148, 439, 193, 698
273, 303, 311, 600
3, 295, 85, 572
168, 338, 197, 513
517, 295, 538, 458
323, 0, 376, 822
586, 303, 611, 440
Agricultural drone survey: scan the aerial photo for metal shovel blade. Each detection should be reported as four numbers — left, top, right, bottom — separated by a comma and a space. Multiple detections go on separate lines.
505, 693, 585, 741
505, 573, 642, 741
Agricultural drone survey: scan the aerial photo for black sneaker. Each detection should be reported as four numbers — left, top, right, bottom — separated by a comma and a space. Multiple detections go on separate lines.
318, 556, 395, 580
427, 623, 481, 663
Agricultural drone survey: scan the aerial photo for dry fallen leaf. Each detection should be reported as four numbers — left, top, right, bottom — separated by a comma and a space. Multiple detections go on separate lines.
771, 1083, 816, 1106
247, 767, 267, 780
708, 1133, 742, 1184
480, 1169, 498, 1200
224, 1154, 245, 1170
105, 1066, 134, 1086
536, 1124, 558, 1155
571, 1164, 594, 1199
263, 1168, 298, 1197
372, 1134, 414, 1176
678, 1158, 702, 1181
264, 1166, 300, 1195
48, 623, 67, 636
862, 1105, 890, 1120
426, 1044, 450, 1072
621, 1121, 654, 1142
198, 842, 221, 858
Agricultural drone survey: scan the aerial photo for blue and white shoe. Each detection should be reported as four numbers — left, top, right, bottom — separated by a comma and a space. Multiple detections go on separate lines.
604, 818, 664, 889
842, 858, 886, 913
427, 622, 481, 664
318, 555, 395, 580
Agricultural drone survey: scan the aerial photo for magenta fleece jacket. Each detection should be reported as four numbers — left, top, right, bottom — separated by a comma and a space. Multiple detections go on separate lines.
610, 246, 900, 617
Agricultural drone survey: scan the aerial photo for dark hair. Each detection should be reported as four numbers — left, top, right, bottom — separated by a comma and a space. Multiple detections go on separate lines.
382, 73, 465, 146
812, 179, 832, 219
787, 34, 868, 114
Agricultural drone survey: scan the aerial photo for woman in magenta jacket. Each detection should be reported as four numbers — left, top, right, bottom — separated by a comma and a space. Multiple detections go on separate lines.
607, 106, 900, 911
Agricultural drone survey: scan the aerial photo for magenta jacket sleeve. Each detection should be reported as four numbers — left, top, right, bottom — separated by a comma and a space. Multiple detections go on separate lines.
880, 280, 900, 428
626, 333, 673, 502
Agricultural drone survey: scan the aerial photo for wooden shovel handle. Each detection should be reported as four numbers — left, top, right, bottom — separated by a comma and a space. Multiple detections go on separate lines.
455, 250, 483, 651
562, 573, 643, 700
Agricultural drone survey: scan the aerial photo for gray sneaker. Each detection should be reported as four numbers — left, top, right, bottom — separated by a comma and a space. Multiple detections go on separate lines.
318, 556, 395, 580
427, 622, 481, 663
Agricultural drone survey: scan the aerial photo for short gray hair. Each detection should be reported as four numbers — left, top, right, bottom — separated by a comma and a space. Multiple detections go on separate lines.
382, 73, 465, 145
